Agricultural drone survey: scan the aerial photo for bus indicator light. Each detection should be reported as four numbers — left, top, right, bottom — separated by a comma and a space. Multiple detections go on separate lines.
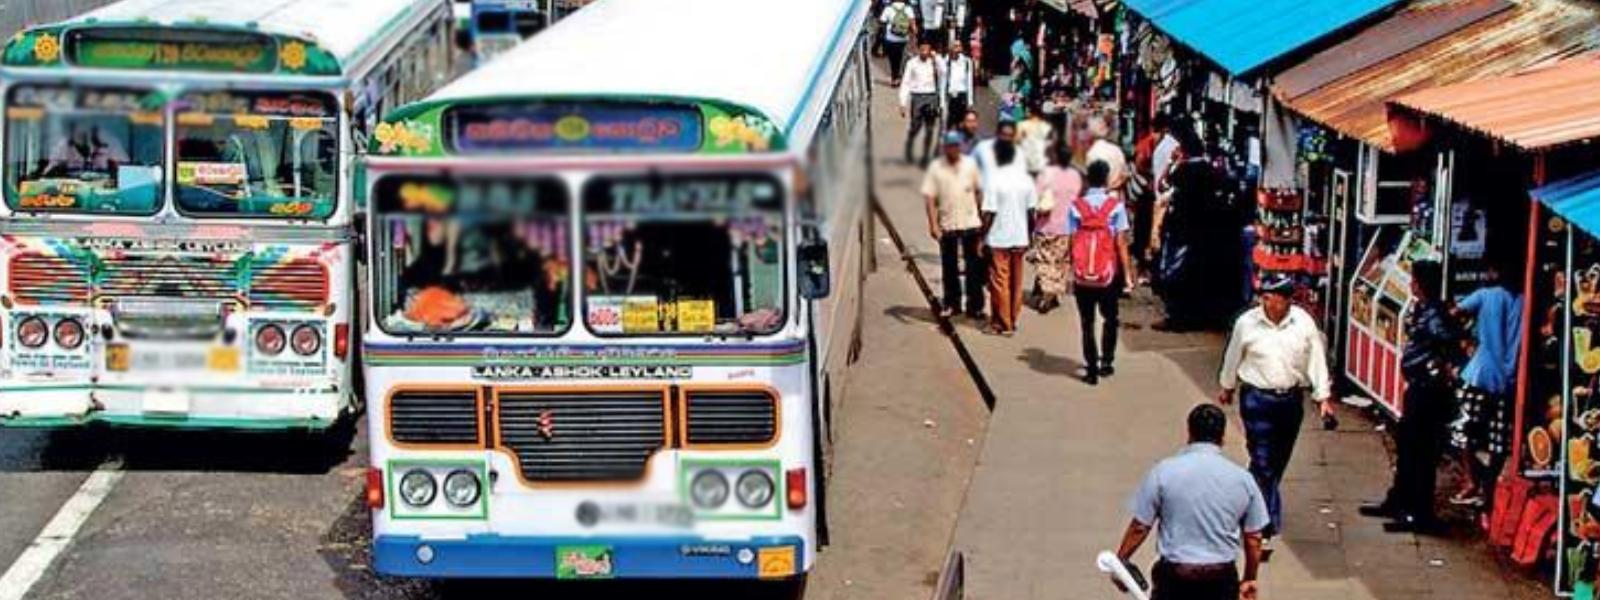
786, 468, 807, 510
333, 323, 349, 360
365, 468, 384, 509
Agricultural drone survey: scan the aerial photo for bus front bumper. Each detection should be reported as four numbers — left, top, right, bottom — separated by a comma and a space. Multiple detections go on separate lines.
373, 534, 807, 580
0, 384, 344, 430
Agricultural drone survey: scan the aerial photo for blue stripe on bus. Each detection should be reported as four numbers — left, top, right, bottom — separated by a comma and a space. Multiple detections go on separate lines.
373, 534, 806, 579
785, 0, 868, 136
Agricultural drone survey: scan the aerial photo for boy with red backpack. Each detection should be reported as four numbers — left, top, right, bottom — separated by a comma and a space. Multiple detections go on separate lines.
1069, 160, 1135, 385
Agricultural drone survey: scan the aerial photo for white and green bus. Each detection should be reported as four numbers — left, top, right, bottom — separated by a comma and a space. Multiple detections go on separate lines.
360, 0, 874, 584
0, 0, 456, 430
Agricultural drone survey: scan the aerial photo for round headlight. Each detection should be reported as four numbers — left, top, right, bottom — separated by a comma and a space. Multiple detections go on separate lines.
736, 470, 776, 508
690, 470, 730, 509
254, 324, 286, 355
398, 469, 437, 507
53, 318, 84, 350
17, 316, 48, 349
290, 324, 322, 356
442, 469, 481, 507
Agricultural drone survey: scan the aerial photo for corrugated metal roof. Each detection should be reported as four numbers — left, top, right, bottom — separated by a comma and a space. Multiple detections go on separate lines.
1124, 0, 1405, 76
1531, 170, 1600, 237
1271, 0, 1599, 150
1390, 56, 1600, 150
1273, 0, 1511, 99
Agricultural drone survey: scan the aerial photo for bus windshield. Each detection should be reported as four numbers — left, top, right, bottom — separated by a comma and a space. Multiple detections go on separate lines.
374, 175, 572, 335
174, 90, 339, 219
582, 172, 786, 336
3, 84, 165, 215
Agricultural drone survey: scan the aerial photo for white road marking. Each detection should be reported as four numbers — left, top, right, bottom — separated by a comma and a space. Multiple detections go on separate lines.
0, 459, 124, 600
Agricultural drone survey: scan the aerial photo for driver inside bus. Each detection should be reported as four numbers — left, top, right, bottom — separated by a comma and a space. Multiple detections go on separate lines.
43, 123, 128, 180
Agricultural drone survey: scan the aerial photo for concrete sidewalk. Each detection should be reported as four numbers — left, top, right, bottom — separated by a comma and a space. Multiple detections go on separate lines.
865, 56, 1548, 599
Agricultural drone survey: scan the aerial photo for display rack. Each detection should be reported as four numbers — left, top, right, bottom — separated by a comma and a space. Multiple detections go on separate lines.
1344, 228, 1440, 417
1254, 189, 1330, 319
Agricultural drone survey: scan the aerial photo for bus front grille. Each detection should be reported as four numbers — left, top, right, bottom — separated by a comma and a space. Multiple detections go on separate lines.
684, 390, 778, 446
249, 258, 329, 310
496, 391, 667, 483
100, 255, 237, 298
9, 254, 90, 305
390, 390, 482, 446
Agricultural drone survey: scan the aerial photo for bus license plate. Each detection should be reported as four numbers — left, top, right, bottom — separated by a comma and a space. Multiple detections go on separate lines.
117, 349, 209, 372
594, 503, 694, 528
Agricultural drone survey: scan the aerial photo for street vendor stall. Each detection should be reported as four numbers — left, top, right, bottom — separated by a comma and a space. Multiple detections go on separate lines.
1345, 228, 1442, 415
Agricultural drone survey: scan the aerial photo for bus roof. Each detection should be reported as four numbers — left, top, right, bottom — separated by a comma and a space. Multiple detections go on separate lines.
422, 0, 867, 147
2, 0, 440, 76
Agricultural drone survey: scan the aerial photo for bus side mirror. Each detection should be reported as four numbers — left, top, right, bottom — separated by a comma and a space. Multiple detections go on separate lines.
798, 238, 830, 300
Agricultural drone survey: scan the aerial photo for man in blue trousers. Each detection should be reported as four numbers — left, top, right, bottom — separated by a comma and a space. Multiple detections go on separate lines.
1216, 276, 1336, 554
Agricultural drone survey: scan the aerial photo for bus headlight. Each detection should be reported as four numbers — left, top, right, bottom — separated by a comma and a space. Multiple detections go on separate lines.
690, 470, 730, 509
53, 318, 84, 350
736, 470, 775, 508
398, 469, 437, 507
254, 324, 286, 356
442, 469, 481, 507
17, 316, 48, 349
290, 324, 322, 356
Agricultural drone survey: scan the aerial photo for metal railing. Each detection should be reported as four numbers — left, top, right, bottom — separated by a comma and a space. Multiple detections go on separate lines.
0, 0, 117, 39
931, 551, 965, 600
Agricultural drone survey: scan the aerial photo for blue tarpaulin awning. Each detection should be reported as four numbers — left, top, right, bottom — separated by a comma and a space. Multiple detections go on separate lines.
1126, 0, 1405, 76
1533, 170, 1600, 238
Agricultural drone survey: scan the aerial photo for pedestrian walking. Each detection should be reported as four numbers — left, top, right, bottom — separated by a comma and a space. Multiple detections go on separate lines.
969, 16, 987, 84
880, 0, 918, 86
899, 42, 941, 166
980, 135, 1037, 337
1027, 141, 1081, 315
1113, 404, 1268, 600
917, 0, 944, 46
957, 109, 981, 155
1217, 275, 1335, 547
1361, 259, 1463, 533
1447, 264, 1523, 508
973, 119, 1027, 189
923, 130, 986, 320
1086, 112, 1128, 192
938, 41, 975, 129
1017, 101, 1054, 177
1068, 160, 1134, 386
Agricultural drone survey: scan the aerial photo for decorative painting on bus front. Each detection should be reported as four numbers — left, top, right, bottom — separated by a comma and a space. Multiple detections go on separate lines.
449, 103, 704, 155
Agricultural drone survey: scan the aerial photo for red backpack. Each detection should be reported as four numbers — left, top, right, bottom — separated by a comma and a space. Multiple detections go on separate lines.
1070, 194, 1122, 289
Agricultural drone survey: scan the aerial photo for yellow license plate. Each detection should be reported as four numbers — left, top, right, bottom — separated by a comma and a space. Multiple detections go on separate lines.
757, 546, 796, 579
106, 344, 130, 372
207, 347, 241, 372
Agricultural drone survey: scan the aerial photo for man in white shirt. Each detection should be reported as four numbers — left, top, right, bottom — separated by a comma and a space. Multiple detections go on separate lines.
918, 0, 945, 46
899, 42, 941, 166
973, 120, 1028, 192
1086, 113, 1129, 191
1216, 276, 1336, 547
879, 0, 918, 86
938, 40, 975, 129
979, 135, 1037, 337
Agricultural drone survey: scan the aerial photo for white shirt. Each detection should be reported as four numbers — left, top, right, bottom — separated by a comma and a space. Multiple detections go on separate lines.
899, 57, 940, 108
981, 166, 1037, 249
1153, 133, 1179, 192
1087, 138, 1129, 190
1218, 306, 1333, 400
879, 2, 916, 43
973, 139, 1030, 191
938, 54, 975, 98
918, 0, 944, 28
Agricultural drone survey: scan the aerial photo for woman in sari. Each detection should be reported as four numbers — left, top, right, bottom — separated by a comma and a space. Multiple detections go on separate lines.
1029, 141, 1080, 313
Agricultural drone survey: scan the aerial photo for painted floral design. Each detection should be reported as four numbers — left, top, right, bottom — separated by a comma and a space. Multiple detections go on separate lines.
279, 41, 307, 71
33, 33, 59, 63
708, 114, 776, 152
374, 121, 434, 154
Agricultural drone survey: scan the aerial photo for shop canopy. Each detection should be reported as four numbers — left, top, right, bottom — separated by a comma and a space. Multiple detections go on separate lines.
1389, 55, 1600, 152
1531, 170, 1600, 238
1271, 0, 1598, 151
1123, 0, 1404, 76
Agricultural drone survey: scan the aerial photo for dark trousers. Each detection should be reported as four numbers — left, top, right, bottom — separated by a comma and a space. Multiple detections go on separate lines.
946, 93, 970, 128
1074, 285, 1119, 369
1385, 383, 1453, 520
939, 229, 985, 315
885, 40, 907, 81
1240, 386, 1304, 537
1151, 561, 1239, 600
905, 93, 939, 163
